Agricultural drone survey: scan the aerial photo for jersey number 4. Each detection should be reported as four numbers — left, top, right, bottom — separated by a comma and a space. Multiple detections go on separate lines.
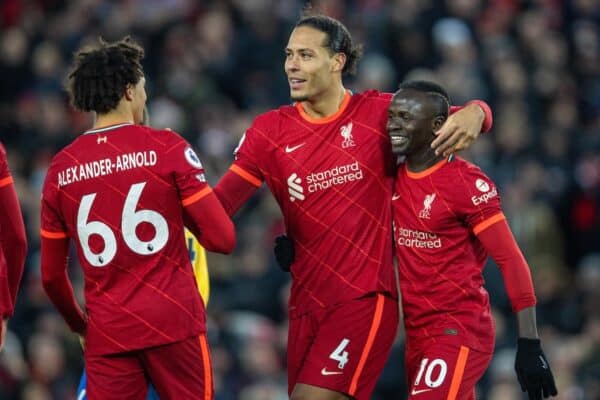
77, 182, 168, 267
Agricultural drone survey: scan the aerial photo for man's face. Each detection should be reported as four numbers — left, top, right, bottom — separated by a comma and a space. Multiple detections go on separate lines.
284, 26, 338, 102
387, 89, 437, 156
131, 76, 147, 125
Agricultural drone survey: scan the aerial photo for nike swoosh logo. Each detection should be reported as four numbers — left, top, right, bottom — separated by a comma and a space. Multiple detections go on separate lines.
411, 388, 432, 395
321, 368, 343, 376
285, 143, 305, 153
392, 194, 401, 200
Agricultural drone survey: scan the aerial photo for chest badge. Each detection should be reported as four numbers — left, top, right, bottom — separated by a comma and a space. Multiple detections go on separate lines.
340, 122, 355, 148
419, 193, 436, 219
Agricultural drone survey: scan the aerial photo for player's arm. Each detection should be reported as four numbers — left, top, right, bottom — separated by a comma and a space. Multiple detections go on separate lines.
39, 168, 86, 335
432, 100, 493, 157
476, 217, 557, 399
182, 188, 235, 254
214, 167, 261, 216
0, 152, 27, 323
40, 234, 87, 335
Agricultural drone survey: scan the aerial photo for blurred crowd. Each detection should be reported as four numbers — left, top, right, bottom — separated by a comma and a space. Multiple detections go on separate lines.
0, 0, 599, 399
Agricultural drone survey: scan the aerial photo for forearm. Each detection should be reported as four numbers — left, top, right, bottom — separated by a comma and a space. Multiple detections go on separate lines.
449, 99, 493, 133
41, 237, 87, 334
183, 190, 236, 254
517, 306, 539, 339
214, 168, 260, 216
476, 216, 537, 312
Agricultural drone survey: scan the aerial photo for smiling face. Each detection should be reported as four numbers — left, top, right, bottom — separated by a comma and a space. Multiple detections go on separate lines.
284, 26, 343, 102
387, 89, 442, 156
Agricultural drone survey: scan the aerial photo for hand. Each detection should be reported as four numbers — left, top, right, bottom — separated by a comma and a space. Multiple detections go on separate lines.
79, 335, 86, 351
274, 235, 294, 272
431, 102, 484, 157
515, 338, 558, 399
0, 319, 7, 351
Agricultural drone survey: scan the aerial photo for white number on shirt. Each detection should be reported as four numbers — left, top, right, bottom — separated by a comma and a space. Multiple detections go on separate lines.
77, 182, 169, 267
329, 338, 350, 369
414, 358, 448, 388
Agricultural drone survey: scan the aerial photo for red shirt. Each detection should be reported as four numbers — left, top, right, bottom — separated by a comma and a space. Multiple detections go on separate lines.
393, 157, 502, 351
41, 124, 208, 355
0, 142, 26, 318
233, 90, 398, 317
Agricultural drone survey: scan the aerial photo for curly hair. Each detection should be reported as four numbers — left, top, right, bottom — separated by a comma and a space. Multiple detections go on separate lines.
66, 36, 144, 114
295, 15, 363, 76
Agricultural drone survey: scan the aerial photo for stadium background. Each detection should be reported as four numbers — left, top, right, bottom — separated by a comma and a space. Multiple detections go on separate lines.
0, 0, 599, 399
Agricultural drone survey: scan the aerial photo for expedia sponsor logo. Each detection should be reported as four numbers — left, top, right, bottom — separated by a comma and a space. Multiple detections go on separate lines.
395, 227, 442, 249
471, 186, 498, 206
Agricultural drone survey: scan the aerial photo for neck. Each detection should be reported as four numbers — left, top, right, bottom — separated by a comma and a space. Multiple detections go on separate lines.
406, 146, 444, 173
93, 106, 134, 129
301, 83, 346, 119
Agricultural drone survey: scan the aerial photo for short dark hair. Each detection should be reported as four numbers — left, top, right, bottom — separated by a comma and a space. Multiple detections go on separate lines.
66, 36, 144, 114
295, 15, 363, 75
397, 80, 451, 117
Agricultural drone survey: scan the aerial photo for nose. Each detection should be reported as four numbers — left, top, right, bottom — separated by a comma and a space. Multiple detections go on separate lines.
387, 118, 399, 131
285, 56, 299, 73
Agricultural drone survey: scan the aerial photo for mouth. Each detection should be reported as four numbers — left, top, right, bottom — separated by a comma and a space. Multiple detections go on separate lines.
289, 78, 306, 90
389, 132, 409, 147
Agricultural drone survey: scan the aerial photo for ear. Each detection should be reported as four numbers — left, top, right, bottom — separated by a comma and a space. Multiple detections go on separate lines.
331, 52, 347, 73
124, 83, 134, 101
432, 115, 446, 132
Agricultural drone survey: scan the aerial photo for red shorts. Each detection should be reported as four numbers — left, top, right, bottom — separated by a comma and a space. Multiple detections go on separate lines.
85, 334, 213, 400
288, 293, 399, 400
405, 338, 493, 400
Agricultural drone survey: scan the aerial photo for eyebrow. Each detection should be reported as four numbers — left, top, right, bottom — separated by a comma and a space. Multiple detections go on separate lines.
285, 47, 316, 52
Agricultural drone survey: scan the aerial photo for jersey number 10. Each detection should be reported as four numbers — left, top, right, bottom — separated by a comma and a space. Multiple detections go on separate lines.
77, 182, 169, 267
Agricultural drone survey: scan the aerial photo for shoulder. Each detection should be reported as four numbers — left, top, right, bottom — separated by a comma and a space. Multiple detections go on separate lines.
349, 90, 392, 121
252, 108, 286, 129
141, 126, 186, 143
354, 89, 393, 103
448, 157, 492, 181
443, 157, 498, 203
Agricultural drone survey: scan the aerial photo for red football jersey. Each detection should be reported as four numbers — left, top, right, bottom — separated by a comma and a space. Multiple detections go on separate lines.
233, 90, 397, 317
393, 157, 502, 352
41, 123, 208, 355
0, 143, 9, 182
0, 142, 26, 319
0, 143, 14, 316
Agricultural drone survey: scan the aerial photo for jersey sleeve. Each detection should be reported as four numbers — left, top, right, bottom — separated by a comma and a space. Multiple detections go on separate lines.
452, 162, 504, 234
41, 163, 68, 239
230, 117, 268, 187
163, 132, 212, 206
0, 143, 11, 184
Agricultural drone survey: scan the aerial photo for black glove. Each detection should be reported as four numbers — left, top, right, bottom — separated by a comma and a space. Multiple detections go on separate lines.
274, 235, 294, 272
515, 338, 558, 400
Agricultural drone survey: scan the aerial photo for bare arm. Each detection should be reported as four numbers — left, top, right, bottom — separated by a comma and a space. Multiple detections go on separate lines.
432, 100, 493, 157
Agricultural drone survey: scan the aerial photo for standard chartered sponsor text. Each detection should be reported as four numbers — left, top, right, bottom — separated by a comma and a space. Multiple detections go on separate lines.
396, 227, 442, 249
57, 151, 157, 187
305, 161, 363, 193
